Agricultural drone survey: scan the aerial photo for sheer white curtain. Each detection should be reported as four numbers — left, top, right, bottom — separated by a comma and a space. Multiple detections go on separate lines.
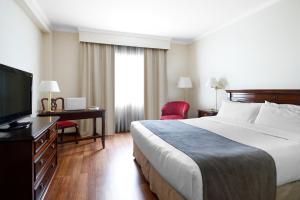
115, 46, 144, 132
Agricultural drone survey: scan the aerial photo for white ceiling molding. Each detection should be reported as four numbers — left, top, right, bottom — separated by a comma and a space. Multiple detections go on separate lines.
79, 28, 171, 49
194, 0, 284, 41
15, 0, 51, 32
52, 24, 78, 33
171, 39, 192, 45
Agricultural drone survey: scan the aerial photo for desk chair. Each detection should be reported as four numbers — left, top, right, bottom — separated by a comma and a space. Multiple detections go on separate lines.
41, 97, 79, 144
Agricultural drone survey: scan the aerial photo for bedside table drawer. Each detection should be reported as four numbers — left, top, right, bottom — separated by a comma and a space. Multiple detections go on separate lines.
202, 112, 211, 117
198, 110, 218, 118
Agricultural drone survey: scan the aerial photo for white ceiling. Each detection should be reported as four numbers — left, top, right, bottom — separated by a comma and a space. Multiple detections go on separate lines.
36, 0, 278, 43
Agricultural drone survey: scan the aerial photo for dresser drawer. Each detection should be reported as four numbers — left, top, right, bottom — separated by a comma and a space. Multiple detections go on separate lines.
34, 139, 57, 181
34, 131, 50, 154
34, 153, 57, 200
34, 124, 57, 154
49, 124, 57, 139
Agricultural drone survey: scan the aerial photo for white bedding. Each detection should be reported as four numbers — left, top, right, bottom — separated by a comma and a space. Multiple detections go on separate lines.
131, 117, 300, 200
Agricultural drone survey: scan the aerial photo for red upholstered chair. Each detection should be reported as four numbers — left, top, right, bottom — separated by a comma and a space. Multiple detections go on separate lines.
41, 97, 79, 144
160, 101, 190, 120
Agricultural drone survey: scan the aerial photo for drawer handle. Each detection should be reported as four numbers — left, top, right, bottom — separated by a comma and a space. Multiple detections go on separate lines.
51, 162, 56, 168
40, 139, 44, 144
39, 159, 44, 166
51, 143, 55, 149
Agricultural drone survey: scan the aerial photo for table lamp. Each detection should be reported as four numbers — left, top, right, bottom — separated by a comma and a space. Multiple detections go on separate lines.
206, 78, 224, 111
177, 77, 193, 101
39, 81, 60, 111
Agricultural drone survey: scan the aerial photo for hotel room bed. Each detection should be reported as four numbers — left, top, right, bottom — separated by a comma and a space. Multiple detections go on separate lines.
131, 90, 300, 200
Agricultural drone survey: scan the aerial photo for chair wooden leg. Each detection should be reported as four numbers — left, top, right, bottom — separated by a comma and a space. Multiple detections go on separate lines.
61, 129, 64, 144
75, 126, 79, 144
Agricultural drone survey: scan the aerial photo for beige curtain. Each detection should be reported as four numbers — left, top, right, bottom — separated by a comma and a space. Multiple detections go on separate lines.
80, 42, 115, 136
144, 48, 168, 120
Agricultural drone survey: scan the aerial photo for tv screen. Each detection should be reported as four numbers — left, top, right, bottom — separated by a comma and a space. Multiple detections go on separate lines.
0, 64, 32, 126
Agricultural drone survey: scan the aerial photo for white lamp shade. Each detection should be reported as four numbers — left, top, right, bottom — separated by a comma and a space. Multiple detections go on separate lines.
206, 78, 218, 88
177, 77, 193, 89
39, 81, 60, 92
206, 78, 225, 89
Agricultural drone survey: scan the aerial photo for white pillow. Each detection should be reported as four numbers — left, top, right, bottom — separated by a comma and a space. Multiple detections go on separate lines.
265, 101, 300, 114
217, 101, 262, 123
255, 103, 300, 133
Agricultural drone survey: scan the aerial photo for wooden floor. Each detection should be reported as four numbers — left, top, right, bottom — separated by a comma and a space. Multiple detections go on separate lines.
45, 133, 158, 200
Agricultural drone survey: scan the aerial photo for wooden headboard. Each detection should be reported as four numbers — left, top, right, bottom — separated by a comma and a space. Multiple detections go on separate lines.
226, 90, 300, 105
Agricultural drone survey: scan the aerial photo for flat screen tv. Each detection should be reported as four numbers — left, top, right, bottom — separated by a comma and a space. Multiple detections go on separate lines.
0, 63, 32, 129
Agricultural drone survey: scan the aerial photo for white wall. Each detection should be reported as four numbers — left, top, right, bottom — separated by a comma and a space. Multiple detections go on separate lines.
167, 43, 190, 101
41, 33, 53, 81
51, 32, 80, 98
188, 0, 300, 117
0, 0, 43, 115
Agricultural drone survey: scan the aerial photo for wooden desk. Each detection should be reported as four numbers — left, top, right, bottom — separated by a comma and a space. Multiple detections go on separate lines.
38, 109, 106, 148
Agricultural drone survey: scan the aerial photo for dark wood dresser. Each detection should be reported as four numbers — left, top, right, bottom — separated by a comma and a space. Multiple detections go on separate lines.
0, 117, 59, 200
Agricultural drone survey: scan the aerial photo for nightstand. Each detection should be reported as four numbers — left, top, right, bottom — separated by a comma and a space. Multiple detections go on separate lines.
198, 109, 218, 117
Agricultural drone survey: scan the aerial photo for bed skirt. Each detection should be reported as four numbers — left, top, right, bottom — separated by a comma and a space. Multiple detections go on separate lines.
133, 143, 300, 200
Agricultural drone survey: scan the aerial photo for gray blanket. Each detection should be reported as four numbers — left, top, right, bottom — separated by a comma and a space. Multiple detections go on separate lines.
140, 120, 276, 200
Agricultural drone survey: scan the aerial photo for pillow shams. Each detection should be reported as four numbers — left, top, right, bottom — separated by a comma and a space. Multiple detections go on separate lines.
217, 101, 261, 123
265, 101, 300, 114
255, 103, 300, 133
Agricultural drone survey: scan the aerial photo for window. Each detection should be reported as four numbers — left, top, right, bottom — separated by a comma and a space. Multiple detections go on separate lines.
114, 47, 144, 132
